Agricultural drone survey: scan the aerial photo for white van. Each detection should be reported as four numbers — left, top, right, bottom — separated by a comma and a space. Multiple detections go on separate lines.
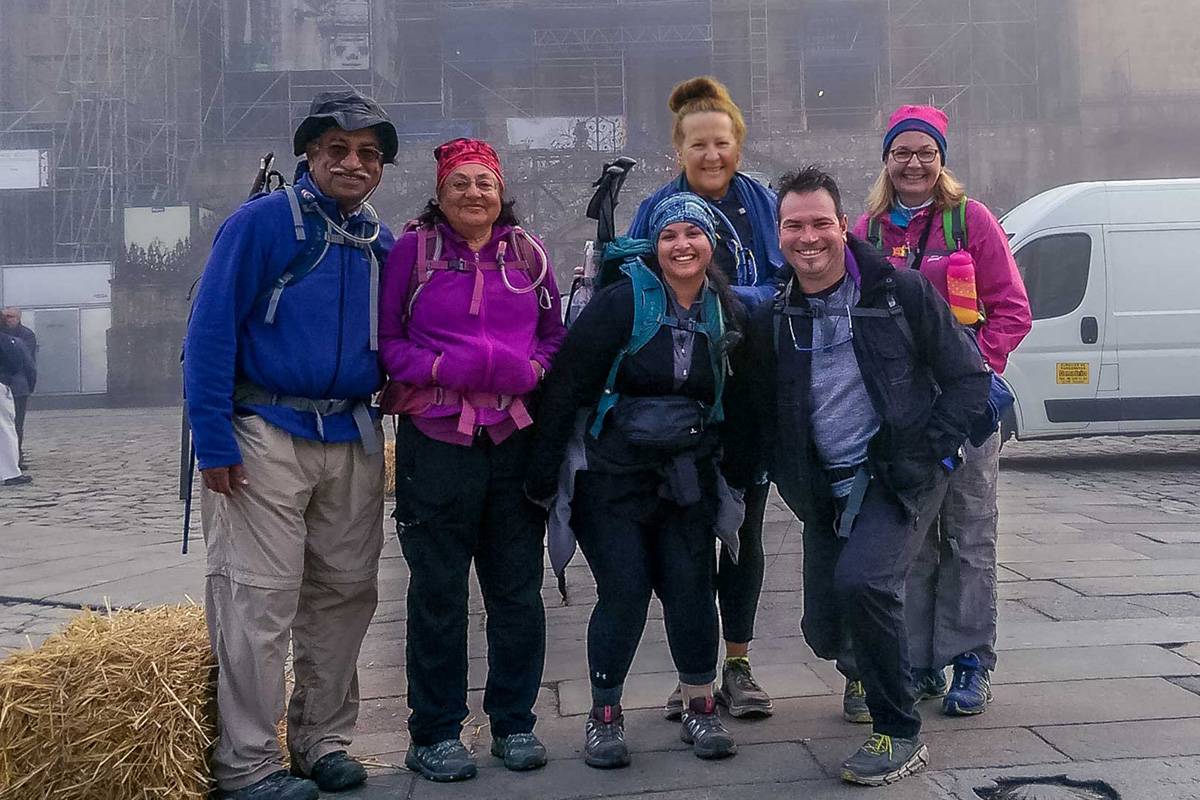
1000, 179, 1200, 440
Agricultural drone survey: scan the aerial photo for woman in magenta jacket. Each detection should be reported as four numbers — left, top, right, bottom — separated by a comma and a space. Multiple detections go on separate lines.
378, 138, 565, 783
851, 106, 1031, 720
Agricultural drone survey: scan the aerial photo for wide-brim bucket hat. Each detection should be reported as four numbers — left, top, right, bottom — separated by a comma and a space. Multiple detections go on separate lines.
293, 90, 399, 164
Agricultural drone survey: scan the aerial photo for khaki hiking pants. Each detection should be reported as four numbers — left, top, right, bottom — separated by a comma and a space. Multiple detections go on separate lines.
202, 414, 384, 792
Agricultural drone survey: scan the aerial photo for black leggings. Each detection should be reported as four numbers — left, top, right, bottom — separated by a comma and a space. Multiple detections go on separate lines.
572, 470, 720, 693
716, 480, 769, 644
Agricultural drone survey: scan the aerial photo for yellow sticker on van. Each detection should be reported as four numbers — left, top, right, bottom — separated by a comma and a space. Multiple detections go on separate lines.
1056, 362, 1090, 384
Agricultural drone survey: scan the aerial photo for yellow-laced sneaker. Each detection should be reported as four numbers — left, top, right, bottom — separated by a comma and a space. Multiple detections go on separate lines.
840, 732, 929, 786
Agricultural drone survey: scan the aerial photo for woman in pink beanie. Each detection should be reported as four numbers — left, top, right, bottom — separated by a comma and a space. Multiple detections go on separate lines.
850, 105, 1032, 721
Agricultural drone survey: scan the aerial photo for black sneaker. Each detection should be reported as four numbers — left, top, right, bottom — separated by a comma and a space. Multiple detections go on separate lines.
404, 739, 477, 782
663, 684, 683, 720
218, 770, 318, 800
490, 731, 548, 771
584, 704, 631, 769
716, 658, 774, 718
840, 733, 929, 786
679, 696, 737, 760
290, 750, 367, 792
842, 678, 872, 724
2, 475, 31, 486
912, 667, 949, 701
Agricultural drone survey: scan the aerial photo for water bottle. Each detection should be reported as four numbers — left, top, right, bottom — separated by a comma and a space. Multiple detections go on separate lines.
946, 249, 982, 326
566, 240, 596, 325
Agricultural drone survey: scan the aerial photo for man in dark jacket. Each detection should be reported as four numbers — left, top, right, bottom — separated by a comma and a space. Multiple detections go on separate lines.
183, 91, 397, 800
743, 166, 989, 786
0, 307, 35, 469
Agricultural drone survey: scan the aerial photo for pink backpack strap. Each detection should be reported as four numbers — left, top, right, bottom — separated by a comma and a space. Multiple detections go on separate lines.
405, 226, 442, 318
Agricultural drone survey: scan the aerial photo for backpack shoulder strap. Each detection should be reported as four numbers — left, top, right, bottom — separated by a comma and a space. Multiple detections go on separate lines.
882, 275, 917, 354
942, 198, 968, 251
404, 226, 442, 318
866, 216, 884, 251
260, 187, 331, 324
588, 259, 666, 439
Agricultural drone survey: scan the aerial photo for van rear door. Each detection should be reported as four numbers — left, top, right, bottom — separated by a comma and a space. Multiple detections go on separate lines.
1007, 226, 1118, 438
1105, 225, 1200, 432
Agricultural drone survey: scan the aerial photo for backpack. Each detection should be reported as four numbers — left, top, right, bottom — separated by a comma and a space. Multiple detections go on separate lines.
589, 257, 727, 439
401, 222, 552, 319
866, 199, 968, 259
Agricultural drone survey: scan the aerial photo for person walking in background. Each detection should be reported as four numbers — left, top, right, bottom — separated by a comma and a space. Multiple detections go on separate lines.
527, 193, 752, 769
1, 307, 36, 470
184, 91, 397, 800
378, 138, 565, 783
741, 165, 989, 785
627, 74, 783, 723
0, 329, 32, 486
853, 105, 1031, 719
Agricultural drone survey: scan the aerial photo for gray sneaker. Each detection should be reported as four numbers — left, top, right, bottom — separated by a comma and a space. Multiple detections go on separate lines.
584, 705, 631, 769
663, 684, 683, 720
840, 733, 929, 786
217, 770, 318, 800
716, 659, 774, 718
490, 732, 547, 771
405, 739, 477, 782
679, 697, 737, 760
912, 667, 949, 701
842, 678, 873, 724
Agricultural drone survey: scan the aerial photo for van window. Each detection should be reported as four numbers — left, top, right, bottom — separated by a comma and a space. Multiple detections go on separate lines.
1013, 233, 1092, 320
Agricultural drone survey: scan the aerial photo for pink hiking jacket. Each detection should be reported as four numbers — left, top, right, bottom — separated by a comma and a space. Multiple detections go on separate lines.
853, 198, 1031, 373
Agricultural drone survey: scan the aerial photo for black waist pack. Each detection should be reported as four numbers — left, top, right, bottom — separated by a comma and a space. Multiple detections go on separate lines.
610, 395, 708, 452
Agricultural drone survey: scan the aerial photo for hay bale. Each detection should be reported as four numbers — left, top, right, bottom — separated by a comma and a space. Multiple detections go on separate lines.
0, 606, 216, 800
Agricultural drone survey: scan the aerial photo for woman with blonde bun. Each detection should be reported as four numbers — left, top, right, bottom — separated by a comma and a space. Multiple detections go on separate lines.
628, 75, 782, 722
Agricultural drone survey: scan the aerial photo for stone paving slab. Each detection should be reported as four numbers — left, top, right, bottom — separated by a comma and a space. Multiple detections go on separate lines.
1021, 593, 1200, 621
992, 644, 1200, 684
994, 543, 1149, 563
1060, 575, 1200, 596
1034, 718, 1200, 761
997, 580, 1083, 601
804, 727, 1067, 775
999, 617, 1200, 649
1009, 557, 1200, 580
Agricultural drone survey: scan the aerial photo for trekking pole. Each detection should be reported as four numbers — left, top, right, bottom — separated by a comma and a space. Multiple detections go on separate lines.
179, 406, 196, 554
567, 157, 637, 324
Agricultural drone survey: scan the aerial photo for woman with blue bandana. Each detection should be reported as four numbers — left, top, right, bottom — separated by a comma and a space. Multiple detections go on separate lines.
627, 75, 781, 724
527, 192, 754, 769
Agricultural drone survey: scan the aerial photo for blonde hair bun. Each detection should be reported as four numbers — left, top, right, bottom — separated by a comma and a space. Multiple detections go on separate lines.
668, 76, 732, 114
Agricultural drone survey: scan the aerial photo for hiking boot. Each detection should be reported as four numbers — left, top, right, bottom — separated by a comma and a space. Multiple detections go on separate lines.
490, 731, 548, 771
842, 678, 872, 724
290, 750, 366, 792
716, 659, 774, 719
840, 733, 929, 786
218, 770, 318, 800
912, 667, 949, 701
943, 652, 992, 716
584, 705, 631, 769
404, 739, 477, 782
679, 696, 737, 760
2, 475, 31, 486
663, 684, 683, 720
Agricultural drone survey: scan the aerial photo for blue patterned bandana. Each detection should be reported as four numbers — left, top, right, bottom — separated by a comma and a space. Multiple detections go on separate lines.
648, 191, 717, 249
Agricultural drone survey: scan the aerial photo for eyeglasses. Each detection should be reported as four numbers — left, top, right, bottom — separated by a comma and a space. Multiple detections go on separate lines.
318, 142, 384, 166
444, 176, 499, 195
889, 147, 940, 165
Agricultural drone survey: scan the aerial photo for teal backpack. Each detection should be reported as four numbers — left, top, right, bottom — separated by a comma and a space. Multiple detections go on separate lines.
589, 256, 728, 439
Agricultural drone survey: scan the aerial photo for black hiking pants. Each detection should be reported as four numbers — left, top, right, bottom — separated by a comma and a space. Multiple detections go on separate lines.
393, 420, 546, 746
716, 479, 769, 644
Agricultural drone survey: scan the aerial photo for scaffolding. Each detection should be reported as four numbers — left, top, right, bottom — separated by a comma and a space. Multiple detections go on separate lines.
887, 0, 1041, 123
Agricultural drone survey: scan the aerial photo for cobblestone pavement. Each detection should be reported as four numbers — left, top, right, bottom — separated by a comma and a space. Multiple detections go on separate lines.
3, 408, 1200, 798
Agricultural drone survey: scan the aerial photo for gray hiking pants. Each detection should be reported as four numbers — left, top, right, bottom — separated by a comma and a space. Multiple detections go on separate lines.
202, 415, 384, 792
905, 432, 1001, 671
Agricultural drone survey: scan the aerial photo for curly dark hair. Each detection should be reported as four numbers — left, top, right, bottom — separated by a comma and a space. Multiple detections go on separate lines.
415, 198, 521, 228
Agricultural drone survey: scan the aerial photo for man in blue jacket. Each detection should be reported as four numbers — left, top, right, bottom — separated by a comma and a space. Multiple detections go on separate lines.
184, 91, 397, 800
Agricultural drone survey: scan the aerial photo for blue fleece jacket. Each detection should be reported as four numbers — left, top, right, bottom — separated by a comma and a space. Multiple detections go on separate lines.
628, 172, 784, 307
184, 166, 395, 470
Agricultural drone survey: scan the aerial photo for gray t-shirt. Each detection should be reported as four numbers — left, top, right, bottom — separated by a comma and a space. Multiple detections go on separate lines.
667, 285, 704, 391
806, 276, 880, 497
